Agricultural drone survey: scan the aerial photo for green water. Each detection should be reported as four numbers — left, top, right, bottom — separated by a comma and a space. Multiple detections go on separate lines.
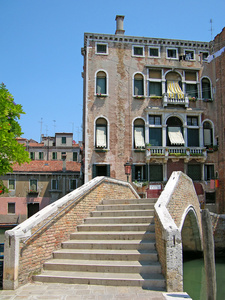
183, 256, 225, 300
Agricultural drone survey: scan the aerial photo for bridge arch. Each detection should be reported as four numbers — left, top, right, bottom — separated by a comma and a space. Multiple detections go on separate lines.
154, 171, 203, 292
180, 205, 202, 252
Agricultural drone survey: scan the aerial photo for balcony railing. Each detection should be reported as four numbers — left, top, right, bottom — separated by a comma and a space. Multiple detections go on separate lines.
163, 93, 189, 108
146, 146, 207, 161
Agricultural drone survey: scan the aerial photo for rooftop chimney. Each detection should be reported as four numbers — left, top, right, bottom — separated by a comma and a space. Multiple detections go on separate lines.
115, 15, 125, 35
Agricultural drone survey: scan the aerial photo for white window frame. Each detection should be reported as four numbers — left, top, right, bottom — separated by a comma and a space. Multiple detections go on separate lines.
69, 179, 77, 190
94, 116, 109, 149
148, 46, 160, 58
184, 49, 195, 61
166, 48, 178, 60
95, 42, 108, 55
29, 179, 38, 192
8, 179, 16, 190
51, 179, 59, 190
199, 51, 209, 62
95, 69, 108, 96
133, 72, 145, 97
132, 45, 145, 57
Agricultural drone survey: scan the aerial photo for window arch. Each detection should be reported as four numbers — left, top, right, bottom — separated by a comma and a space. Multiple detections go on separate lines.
203, 121, 213, 147
201, 77, 211, 100
166, 116, 185, 146
95, 117, 108, 149
96, 71, 107, 95
133, 73, 144, 96
165, 71, 184, 99
133, 118, 145, 148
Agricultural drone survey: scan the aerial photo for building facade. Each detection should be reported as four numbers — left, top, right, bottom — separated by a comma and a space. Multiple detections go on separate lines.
82, 16, 224, 213
0, 133, 82, 224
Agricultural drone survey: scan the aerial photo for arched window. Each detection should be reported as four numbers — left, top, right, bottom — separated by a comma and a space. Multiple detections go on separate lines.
133, 119, 145, 148
203, 121, 213, 147
134, 73, 144, 96
165, 72, 184, 99
95, 118, 108, 148
201, 78, 211, 100
166, 117, 184, 146
96, 71, 107, 95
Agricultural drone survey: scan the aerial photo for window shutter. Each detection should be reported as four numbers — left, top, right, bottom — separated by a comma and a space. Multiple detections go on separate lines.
106, 164, 110, 177
134, 127, 145, 147
92, 164, 97, 179
96, 127, 107, 147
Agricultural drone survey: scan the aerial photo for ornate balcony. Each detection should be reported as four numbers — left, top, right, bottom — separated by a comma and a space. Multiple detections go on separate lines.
163, 93, 189, 108
146, 146, 207, 162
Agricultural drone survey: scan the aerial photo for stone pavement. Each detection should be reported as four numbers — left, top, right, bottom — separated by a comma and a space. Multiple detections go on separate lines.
0, 283, 191, 300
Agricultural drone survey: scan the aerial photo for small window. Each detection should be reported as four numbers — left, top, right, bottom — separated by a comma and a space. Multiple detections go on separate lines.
8, 203, 15, 214
96, 43, 108, 54
205, 165, 214, 181
69, 179, 77, 190
30, 179, 37, 192
201, 78, 211, 99
73, 152, 78, 162
30, 152, 35, 160
200, 51, 209, 61
92, 164, 110, 178
133, 46, 144, 57
149, 47, 160, 57
134, 74, 144, 96
203, 122, 213, 147
96, 118, 107, 148
148, 82, 162, 97
167, 48, 178, 59
9, 179, 15, 190
52, 152, 57, 160
61, 152, 66, 159
186, 84, 198, 98
96, 71, 107, 95
187, 116, 198, 126
184, 50, 195, 60
134, 119, 145, 148
62, 137, 66, 144
149, 115, 161, 125
51, 179, 59, 190
39, 152, 43, 160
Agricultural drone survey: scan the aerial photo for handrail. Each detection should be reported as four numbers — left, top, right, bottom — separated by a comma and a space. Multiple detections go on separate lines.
22, 177, 106, 244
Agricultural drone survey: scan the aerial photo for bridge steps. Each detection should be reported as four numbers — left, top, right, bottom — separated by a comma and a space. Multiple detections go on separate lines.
33, 198, 166, 290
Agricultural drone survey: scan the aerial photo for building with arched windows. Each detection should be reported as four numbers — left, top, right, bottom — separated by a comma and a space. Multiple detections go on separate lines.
82, 16, 225, 213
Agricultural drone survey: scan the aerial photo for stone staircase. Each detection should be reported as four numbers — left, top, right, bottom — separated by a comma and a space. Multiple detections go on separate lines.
33, 198, 166, 290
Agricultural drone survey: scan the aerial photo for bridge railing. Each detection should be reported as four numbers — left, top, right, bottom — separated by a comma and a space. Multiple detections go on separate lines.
3, 177, 138, 290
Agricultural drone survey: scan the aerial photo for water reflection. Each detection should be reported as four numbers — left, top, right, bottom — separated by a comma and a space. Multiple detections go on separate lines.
183, 254, 225, 300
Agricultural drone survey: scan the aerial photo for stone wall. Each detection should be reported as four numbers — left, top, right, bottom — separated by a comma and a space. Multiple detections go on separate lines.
211, 213, 225, 255
3, 177, 138, 290
154, 171, 202, 292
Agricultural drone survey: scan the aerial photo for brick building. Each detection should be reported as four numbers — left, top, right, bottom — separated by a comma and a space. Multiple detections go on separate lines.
0, 133, 82, 224
82, 15, 224, 213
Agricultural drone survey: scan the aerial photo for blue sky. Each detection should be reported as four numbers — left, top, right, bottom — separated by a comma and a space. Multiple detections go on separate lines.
1, 0, 224, 142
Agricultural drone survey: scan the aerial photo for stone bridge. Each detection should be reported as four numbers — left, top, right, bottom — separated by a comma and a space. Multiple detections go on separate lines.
3, 172, 204, 292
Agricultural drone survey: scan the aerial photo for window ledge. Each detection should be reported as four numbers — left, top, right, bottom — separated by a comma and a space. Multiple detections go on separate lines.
134, 148, 145, 152
133, 96, 145, 100
49, 189, 62, 193
203, 99, 213, 102
96, 94, 108, 98
95, 148, 108, 152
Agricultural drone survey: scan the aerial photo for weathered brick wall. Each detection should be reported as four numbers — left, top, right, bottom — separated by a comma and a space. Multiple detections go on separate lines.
154, 213, 166, 276
3, 177, 138, 289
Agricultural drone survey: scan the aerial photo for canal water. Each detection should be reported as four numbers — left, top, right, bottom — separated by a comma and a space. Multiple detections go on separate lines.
183, 255, 225, 300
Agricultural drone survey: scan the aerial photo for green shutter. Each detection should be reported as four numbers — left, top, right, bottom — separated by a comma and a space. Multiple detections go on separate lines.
106, 164, 110, 177
92, 164, 97, 179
